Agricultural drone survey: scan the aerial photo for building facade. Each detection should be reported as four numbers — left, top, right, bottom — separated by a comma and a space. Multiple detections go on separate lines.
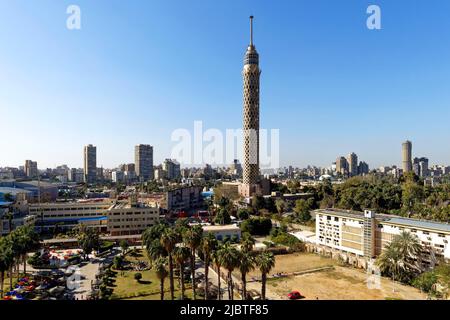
135, 144, 154, 182
162, 186, 204, 212
83, 144, 97, 184
315, 208, 450, 268
107, 197, 159, 236
25, 160, 38, 179
347, 153, 358, 177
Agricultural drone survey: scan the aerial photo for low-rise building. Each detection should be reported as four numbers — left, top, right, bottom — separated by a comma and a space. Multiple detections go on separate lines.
202, 224, 241, 242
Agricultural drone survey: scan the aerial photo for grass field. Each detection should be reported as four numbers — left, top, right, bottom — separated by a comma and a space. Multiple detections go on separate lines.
109, 249, 193, 300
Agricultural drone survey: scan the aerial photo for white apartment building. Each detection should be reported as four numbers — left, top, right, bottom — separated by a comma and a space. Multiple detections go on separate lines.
315, 209, 450, 267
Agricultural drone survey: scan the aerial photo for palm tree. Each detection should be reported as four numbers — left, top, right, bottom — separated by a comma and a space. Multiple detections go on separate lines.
183, 225, 203, 300
142, 223, 167, 249
154, 257, 169, 300
256, 251, 275, 300
212, 247, 223, 300
146, 239, 166, 263
0, 238, 14, 298
376, 242, 401, 290
238, 251, 255, 300
217, 243, 239, 300
173, 246, 190, 300
201, 233, 217, 300
17, 225, 39, 275
160, 228, 179, 300
376, 231, 422, 285
392, 231, 422, 272
240, 233, 256, 253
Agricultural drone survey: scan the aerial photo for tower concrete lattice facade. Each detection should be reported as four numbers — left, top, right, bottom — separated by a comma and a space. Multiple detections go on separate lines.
240, 16, 262, 197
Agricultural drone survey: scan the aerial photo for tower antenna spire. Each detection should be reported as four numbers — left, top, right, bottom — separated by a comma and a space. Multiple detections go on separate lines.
250, 15, 254, 46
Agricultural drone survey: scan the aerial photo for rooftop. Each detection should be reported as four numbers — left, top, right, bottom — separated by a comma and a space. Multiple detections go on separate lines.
203, 224, 241, 232
315, 208, 450, 233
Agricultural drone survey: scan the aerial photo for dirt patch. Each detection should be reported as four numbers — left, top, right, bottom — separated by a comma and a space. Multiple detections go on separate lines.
266, 266, 426, 300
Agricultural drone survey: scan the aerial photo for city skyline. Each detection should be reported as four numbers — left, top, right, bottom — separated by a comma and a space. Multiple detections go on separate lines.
1, 1, 450, 168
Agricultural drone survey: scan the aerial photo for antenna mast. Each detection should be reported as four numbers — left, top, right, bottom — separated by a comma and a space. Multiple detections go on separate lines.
250, 15, 254, 46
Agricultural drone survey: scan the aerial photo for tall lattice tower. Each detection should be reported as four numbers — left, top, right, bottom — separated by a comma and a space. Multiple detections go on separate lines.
241, 16, 261, 197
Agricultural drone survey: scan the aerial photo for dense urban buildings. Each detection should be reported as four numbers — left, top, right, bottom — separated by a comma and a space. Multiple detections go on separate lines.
83, 144, 97, 184
135, 144, 154, 182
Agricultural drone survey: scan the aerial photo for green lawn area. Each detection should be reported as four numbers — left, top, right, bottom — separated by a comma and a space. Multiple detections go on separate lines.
108, 249, 194, 300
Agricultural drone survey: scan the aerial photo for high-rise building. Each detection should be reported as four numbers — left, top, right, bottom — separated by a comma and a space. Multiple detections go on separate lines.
413, 157, 429, 177
135, 144, 154, 182
402, 140, 412, 173
358, 161, 369, 175
347, 152, 358, 177
24, 160, 38, 178
83, 144, 97, 184
240, 16, 261, 197
335, 157, 348, 176
163, 159, 181, 180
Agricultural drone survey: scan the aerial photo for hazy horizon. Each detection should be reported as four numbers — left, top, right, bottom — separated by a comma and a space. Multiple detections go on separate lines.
1, 0, 449, 169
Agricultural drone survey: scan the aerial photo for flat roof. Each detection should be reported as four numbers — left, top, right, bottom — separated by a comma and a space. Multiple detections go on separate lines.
0, 187, 33, 195
203, 224, 240, 232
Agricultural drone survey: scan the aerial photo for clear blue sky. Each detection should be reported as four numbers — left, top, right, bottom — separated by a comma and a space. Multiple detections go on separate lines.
1, 0, 449, 169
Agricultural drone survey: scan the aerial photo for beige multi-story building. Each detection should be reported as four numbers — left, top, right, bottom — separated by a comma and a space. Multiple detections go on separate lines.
107, 196, 159, 236
335, 157, 348, 176
25, 160, 38, 178
315, 209, 450, 268
29, 200, 112, 231
29, 197, 159, 235
402, 140, 413, 173
347, 152, 358, 177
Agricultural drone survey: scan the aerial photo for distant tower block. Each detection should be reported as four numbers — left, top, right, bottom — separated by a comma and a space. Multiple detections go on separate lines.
402, 140, 412, 173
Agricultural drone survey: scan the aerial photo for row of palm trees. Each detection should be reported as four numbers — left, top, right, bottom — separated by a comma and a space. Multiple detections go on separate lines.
0, 225, 40, 297
142, 222, 276, 300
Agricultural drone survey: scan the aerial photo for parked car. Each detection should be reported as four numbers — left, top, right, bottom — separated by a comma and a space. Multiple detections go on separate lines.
287, 291, 303, 300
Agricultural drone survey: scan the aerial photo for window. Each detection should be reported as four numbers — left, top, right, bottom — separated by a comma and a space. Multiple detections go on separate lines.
334, 217, 339, 222
327, 216, 331, 221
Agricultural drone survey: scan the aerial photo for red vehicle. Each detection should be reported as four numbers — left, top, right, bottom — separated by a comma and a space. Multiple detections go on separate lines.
288, 291, 303, 300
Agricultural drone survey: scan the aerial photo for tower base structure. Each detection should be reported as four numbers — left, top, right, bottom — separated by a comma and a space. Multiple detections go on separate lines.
238, 178, 271, 198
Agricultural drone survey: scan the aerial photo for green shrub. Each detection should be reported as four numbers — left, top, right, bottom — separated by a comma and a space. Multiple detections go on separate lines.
240, 217, 272, 235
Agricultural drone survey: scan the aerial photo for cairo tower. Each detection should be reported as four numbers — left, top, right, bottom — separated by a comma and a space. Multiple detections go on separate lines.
239, 16, 264, 197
